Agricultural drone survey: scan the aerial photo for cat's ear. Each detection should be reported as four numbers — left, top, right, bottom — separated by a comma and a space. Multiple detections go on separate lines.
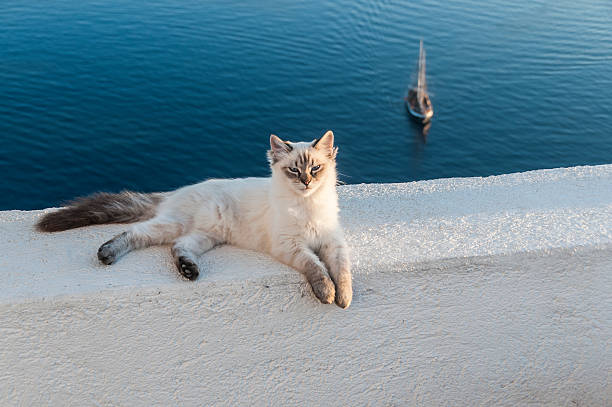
312, 130, 337, 159
269, 134, 292, 164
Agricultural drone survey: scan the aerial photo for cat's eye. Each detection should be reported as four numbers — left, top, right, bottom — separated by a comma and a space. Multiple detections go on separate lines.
311, 165, 321, 173
288, 167, 299, 173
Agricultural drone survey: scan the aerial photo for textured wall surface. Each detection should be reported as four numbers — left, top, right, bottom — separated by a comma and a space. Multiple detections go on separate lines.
1, 165, 611, 406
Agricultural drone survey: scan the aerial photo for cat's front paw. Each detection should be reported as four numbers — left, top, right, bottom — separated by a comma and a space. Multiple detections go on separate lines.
335, 285, 352, 309
310, 277, 335, 304
177, 256, 199, 281
334, 274, 352, 309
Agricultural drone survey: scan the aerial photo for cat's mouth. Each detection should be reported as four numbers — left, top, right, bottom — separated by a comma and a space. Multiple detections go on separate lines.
298, 184, 314, 194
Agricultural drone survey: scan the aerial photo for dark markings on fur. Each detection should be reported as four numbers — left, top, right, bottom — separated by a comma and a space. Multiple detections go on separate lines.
309, 276, 335, 304
267, 139, 293, 164
267, 150, 277, 164
36, 191, 161, 232
312, 136, 338, 160
311, 164, 323, 179
97, 232, 129, 265
272, 141, 337, 186
299, 151, 308, 168
299, 172, 312, 186
287, 151, 317, 186
302, 256, 326, 279
97, 241, 116, 265
284, 168, 298, 180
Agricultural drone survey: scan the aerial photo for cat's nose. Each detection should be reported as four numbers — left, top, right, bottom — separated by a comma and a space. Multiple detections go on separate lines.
301, 177, 311, 186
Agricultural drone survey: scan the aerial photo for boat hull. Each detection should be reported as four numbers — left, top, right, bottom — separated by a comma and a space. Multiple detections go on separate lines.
406, 100, 433, 124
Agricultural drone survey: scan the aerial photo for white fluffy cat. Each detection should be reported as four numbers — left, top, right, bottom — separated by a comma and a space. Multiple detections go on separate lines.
37, 131, 352, 308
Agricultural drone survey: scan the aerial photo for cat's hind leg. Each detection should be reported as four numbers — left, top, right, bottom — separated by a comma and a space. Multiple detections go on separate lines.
171, 232, 218, 280
97, 218, 184, 265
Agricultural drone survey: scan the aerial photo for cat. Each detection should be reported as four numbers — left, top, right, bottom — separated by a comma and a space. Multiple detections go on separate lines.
36, 131, 352, 308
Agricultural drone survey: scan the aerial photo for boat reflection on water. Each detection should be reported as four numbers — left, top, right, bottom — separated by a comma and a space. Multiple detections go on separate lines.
421, 121, 431, 141
409, 119, 431, 144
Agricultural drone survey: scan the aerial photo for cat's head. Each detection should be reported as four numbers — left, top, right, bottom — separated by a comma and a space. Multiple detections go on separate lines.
268, 130, 338, 197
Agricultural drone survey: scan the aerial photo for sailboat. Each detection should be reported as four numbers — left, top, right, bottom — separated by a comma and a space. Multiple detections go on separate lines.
406, 40, 434, 123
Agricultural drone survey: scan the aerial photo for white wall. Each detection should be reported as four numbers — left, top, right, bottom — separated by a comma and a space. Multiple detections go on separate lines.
1, 165, 611, 405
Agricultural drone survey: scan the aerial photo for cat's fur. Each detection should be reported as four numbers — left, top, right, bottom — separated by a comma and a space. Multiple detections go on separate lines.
37, 131, 352, 308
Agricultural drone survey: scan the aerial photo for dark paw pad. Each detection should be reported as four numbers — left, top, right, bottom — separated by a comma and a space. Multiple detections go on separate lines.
97, 243, 116, 265
177, 257, 199, 280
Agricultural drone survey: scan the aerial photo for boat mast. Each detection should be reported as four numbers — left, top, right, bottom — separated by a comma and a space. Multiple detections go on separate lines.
421, 47, 427, 94
417, 40, 423, 100
417, 39, 427, 111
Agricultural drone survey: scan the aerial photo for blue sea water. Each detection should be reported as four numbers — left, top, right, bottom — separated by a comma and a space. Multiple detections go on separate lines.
1, 0, 611, 210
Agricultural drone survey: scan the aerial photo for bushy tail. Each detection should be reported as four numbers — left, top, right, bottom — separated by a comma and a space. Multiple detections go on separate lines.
36, 191, 162, 232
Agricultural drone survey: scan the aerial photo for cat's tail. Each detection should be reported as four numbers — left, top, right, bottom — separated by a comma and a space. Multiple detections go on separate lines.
36, 191, 163, 232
